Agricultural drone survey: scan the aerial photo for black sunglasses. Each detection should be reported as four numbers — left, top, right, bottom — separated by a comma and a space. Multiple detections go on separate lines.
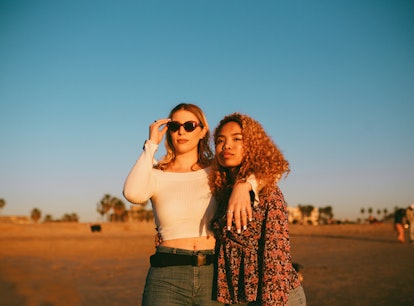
167, 121, 204, 132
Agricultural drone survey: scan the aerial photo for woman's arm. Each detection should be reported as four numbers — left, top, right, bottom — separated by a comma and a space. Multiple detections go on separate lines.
123, 140, 158, 204
123, 119, 169, 204
227, 175, 260, 233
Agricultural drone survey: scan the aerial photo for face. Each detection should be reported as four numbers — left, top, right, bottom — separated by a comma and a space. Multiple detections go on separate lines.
169, 109, 206, 155
215, 121, 244, 168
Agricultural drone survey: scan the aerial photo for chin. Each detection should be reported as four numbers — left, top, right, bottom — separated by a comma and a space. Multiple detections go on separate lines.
220, 163, 239, 169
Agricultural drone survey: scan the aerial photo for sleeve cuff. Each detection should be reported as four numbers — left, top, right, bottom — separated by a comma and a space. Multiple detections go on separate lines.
142, 140, 159, 151
246, 175, 260, 206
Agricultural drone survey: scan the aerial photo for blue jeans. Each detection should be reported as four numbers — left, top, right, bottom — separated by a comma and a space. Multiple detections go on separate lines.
287, 285, 306, 306
228, 285, 306, 306
142, 246, 224, 306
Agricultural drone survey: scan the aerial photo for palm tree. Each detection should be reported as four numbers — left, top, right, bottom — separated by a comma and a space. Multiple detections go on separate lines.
376, 209, 382, 221
318, 206, 333, 224
360, 208, 365, 223
70, 213, 79, 222
62, 213, 79, 222
0, 198, 5, 215
367, 207, 374, 223
298, 204, 314, 225
44, 214, 53, 222
145, 210, 154, 222
97, 194, 114, 221
112, 199, 126, 222
383, 208, 388, 220
31, 208, 42, 223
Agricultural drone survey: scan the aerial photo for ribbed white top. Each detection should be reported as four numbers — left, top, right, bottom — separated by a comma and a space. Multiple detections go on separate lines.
129, 141, 216, 240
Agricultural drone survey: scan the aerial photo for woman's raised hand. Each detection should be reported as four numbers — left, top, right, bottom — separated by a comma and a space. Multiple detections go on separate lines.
149, 118, 170, 144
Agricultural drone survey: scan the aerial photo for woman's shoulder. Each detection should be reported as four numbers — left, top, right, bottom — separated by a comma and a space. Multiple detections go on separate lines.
259, 184, 283, 196
259, 185, 285, 205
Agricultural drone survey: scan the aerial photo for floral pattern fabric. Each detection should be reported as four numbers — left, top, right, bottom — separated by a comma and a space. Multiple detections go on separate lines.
212, 186, 301, 305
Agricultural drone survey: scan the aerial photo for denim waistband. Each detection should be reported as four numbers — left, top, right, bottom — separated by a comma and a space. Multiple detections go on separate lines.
156, 246, 215, 256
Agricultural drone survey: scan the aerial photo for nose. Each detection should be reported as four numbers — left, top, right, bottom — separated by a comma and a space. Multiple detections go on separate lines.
178, 125, 185, 134
222, 143, 231, 150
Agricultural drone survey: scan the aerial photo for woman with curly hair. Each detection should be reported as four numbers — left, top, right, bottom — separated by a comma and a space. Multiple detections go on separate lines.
209, 113, 306, 306
123, 103, 256, 306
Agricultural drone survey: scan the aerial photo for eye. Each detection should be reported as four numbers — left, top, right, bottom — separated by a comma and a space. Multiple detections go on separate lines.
215, 138, 224, 145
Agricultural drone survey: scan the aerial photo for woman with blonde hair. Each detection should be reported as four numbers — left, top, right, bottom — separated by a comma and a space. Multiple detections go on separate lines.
209, 113, 306, 306
123, 103, 255, 305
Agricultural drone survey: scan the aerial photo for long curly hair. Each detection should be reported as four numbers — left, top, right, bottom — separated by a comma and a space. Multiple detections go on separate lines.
209, 113, 290, 201
156, 103, 214, 171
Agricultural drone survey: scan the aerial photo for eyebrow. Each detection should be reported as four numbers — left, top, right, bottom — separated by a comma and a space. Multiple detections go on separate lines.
217, 132, 243, 138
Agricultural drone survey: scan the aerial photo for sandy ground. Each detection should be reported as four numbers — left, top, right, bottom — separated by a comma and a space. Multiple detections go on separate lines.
0, 222, 413, 306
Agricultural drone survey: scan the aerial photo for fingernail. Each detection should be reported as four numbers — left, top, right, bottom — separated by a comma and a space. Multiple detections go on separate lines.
237, 229, 241, 234
243, 225, 247, 230
227, 226, 231, 231
249, 218, 253, 222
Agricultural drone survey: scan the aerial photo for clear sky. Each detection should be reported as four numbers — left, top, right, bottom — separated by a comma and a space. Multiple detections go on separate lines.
1, 0, 413, 222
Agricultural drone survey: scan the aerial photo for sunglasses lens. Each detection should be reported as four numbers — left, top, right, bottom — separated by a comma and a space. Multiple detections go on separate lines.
167, 121, 201, 132
167, 122, 180, 132
183, 122, 197, 132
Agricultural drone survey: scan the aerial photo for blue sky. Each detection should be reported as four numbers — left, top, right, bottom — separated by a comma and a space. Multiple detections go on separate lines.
1, 0, 413, 222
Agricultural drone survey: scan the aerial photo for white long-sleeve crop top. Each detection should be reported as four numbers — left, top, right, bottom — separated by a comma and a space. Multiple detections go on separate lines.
127, 141, 216, 241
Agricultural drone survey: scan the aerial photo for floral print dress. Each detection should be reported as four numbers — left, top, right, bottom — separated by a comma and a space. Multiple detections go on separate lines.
212, 186, 301, 305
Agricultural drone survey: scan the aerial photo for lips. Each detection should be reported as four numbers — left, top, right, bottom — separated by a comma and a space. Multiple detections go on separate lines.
177, 139, 189, 144
221, 152, 233, 159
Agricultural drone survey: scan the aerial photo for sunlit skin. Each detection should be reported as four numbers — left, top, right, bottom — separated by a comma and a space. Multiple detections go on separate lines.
125, 110, 252, 249
167, 110, 207, 172
146, 110, 207, 173
148, 109, 215, 250
215, 121, 252, 232
215, 121, 244, 171
160, 114, 252, 231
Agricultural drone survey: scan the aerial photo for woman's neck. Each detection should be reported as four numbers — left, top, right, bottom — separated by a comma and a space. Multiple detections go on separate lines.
226, 167, 240, 183
167, 155, 201, 172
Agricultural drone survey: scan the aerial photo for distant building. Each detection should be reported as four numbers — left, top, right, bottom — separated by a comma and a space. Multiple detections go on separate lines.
0, 215, 31, 224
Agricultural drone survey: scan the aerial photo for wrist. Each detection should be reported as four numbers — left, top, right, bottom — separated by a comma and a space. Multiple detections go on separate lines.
235, 180, 252, 191
142, 139, 158, 150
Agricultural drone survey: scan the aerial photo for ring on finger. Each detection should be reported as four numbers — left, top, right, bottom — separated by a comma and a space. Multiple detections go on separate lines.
227, 210, 234, 214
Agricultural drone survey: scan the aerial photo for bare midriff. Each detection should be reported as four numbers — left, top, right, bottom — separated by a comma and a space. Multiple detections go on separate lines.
160, 236, 215, 251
